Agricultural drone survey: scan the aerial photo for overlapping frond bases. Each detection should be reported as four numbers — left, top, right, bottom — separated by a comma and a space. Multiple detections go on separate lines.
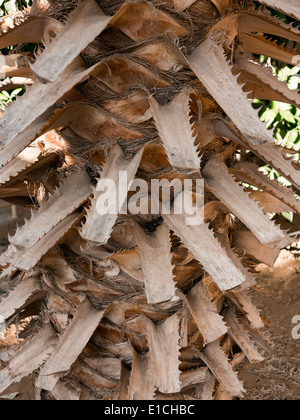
0, 0, 299, 400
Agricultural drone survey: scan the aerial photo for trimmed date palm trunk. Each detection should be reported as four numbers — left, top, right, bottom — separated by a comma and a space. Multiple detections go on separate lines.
0, 0, 300, 400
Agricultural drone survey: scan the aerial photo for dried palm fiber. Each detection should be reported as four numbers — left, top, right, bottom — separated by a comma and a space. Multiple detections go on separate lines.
0, 0, 299, 400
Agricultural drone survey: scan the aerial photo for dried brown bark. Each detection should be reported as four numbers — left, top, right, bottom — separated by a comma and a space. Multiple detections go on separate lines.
0, 0, 299, 401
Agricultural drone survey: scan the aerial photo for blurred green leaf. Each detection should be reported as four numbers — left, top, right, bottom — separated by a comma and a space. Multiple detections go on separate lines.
282, 212, 294, 223
281, 110, 296, 123
260, 107, 279, 127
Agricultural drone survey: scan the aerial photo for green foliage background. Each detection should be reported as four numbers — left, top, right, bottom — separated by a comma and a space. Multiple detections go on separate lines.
253, 62, 300, 167
252, 62, 300, 222
251, 4, 300, 199
0, 0, 31, 15
0, 0, 31, 109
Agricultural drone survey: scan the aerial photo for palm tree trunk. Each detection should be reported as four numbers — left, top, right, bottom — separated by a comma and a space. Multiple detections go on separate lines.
0, 0, 299, 400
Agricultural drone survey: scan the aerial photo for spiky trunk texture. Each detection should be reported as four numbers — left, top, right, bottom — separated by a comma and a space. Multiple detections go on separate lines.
0, 0, 299, 400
